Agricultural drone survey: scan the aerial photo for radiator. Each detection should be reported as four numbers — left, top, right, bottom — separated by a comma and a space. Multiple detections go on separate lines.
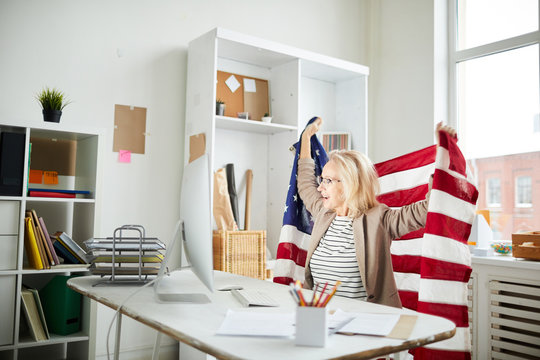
489, 279, 540, 359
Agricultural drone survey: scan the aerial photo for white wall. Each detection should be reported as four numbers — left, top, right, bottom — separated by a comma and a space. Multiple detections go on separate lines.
0, 1, 371, 358
367, 0, 448, 163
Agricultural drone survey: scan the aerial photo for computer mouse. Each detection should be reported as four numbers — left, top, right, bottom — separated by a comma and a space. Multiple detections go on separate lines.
218, 285, 244, 291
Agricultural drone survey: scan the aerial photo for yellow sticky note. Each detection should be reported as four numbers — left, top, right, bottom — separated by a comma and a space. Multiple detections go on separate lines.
43, 171, 58, 185
119, 149, 131, 163
29, 169, 43, 184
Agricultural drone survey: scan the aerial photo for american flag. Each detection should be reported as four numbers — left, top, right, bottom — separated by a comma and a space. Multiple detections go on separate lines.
274, 128, 477, 359
273, 117, 328, 285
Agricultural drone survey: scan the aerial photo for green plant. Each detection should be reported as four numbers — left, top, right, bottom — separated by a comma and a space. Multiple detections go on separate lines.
36, 87, 71, 111
216, 98, 225, 105
263, 112, 270, 117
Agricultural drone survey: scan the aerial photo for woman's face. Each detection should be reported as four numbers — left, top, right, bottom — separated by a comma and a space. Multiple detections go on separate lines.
318, 160, 348, 216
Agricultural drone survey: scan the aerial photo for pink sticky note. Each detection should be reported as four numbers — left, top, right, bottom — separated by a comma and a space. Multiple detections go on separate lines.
118, 149, 131, 163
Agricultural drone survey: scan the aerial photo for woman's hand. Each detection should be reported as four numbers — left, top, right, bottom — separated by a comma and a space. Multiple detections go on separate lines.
303, 117, 322, 140
300, 117, 322, 159
436, 121, 457, 145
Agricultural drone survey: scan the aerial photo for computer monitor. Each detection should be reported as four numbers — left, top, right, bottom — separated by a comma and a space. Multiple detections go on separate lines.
154, 153, 214, 303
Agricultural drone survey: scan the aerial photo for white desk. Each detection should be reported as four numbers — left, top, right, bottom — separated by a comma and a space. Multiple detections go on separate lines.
68, 270, 455, 360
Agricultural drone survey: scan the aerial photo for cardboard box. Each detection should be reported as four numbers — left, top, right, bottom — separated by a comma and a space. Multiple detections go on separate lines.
511, 231, 540, 260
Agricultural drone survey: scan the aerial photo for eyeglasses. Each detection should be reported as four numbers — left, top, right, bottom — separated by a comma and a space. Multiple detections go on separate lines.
317, 176, 341, 186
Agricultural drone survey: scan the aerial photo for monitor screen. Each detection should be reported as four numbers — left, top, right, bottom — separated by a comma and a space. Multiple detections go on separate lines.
154, 153, 214, 303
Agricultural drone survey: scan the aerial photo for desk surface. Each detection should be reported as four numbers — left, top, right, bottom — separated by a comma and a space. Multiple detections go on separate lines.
68, 270, 455, 360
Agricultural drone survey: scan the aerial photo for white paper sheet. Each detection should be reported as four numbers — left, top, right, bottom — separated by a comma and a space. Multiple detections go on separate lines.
243, 78, 256, 92
216, 310, 295, 337
225, 75, 241, 93
339, 312, 400, 336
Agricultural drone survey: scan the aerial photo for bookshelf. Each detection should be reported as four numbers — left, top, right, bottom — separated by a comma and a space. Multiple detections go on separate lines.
185, 28, 369, 258
0, 122, 101, 360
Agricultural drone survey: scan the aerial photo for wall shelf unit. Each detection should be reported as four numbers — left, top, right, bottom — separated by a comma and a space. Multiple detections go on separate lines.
0, 122, 101, 360
185, 28, 369, 257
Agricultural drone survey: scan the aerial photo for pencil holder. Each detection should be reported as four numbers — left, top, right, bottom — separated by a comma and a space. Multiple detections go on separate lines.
295, 306, 328, 347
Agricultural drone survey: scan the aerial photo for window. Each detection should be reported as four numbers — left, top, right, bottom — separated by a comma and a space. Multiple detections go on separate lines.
487, 178, 501, 206
516, 176, 532, 206
450, 0, 540, 240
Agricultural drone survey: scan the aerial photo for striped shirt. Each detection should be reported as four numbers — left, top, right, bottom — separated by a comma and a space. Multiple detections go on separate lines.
309, 216, 367, 300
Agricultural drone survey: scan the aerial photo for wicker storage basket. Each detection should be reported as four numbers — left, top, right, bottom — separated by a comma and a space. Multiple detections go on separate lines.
213, 230, 266, 280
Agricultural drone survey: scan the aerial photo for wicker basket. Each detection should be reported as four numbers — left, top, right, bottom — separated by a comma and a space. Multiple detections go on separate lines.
213, 230, 266, 280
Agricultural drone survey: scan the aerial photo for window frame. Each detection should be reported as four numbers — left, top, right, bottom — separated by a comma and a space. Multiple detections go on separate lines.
448, 1, 540, 130
515, 175, 533, 207
486, 177, 502, 208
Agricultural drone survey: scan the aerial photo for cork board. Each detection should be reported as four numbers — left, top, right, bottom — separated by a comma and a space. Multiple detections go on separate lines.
216, 71, 269, 121
30, 137, 76, 176
113, 104, 147, 154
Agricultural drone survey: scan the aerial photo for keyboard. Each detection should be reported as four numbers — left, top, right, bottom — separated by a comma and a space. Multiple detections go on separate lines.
231, 289, 279, 307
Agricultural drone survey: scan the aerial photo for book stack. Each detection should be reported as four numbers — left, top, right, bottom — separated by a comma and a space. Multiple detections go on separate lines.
27, 188, 91, 199
20, 286, 49, 341
52, 232, 92, 265
23, 210, 59, 269
23, 209, 91, 269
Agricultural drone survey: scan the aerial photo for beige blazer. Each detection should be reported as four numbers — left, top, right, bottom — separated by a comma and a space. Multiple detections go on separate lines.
297, 159, 430, 308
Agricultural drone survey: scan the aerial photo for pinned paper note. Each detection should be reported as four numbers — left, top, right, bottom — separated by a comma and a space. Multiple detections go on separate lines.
43, 171, 58, 185
29, 169, 43, 184
243, 78, 256, 93
113, 104, 147, 154
118, 150, 131, 163
225, 75, 241, 93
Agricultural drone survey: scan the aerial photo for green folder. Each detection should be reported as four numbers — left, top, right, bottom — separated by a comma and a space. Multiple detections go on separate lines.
39, 275, 82, 335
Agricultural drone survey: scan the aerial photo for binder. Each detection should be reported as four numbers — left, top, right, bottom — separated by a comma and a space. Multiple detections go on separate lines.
20, 288, 48, 341
23, 217, 44, 270
38, 217, 60, 265
28, 288, 50, 339
39, 275, 82, 335
0, 132, 25, 196
55, 232, 90, 264
26, 212, 49, 269
53, 241, 80, 264
30, 210, 55, 266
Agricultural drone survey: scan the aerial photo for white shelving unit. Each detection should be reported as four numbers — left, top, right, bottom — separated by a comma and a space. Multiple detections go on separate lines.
185, 28, 369, 256
0, 122, 101, 360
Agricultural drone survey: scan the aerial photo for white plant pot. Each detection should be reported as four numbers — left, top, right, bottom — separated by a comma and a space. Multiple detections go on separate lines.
261, 116, 272, 123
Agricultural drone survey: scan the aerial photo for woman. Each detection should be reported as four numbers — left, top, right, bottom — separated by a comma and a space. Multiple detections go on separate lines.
298, 118, 455, 308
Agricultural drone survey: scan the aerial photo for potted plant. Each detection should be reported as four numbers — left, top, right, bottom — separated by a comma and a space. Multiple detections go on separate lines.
216, 98, 226, 116
261, 112, 272, 123
36, 87, 71, 123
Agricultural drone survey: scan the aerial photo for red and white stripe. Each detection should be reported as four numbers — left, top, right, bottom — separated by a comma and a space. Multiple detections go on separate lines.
376, 132, 477, 359
273, 225, 309, 285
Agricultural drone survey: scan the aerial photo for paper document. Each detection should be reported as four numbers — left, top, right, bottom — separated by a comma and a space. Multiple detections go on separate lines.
216, 310, 295, 337
339, 312, 401, 336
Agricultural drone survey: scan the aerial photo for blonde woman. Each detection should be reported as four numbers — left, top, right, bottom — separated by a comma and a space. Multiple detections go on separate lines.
298, 118, 455, 308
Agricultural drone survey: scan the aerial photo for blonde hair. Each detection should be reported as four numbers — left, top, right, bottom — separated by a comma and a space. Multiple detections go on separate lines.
328, 150, 380, 218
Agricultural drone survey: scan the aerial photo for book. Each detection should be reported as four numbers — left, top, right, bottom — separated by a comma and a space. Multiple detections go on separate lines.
0, 132, 25, 196
23, 217, 44, 270
27, 188, 90, 195
38, 217, 60, 265
30, 210, 55, 266
54, 232, 90, 264
53, 240, 81, 264
28, 191, 76, 198
20, 288, 48, 341
28, 288, 50, 339
26, 211, 49, 269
